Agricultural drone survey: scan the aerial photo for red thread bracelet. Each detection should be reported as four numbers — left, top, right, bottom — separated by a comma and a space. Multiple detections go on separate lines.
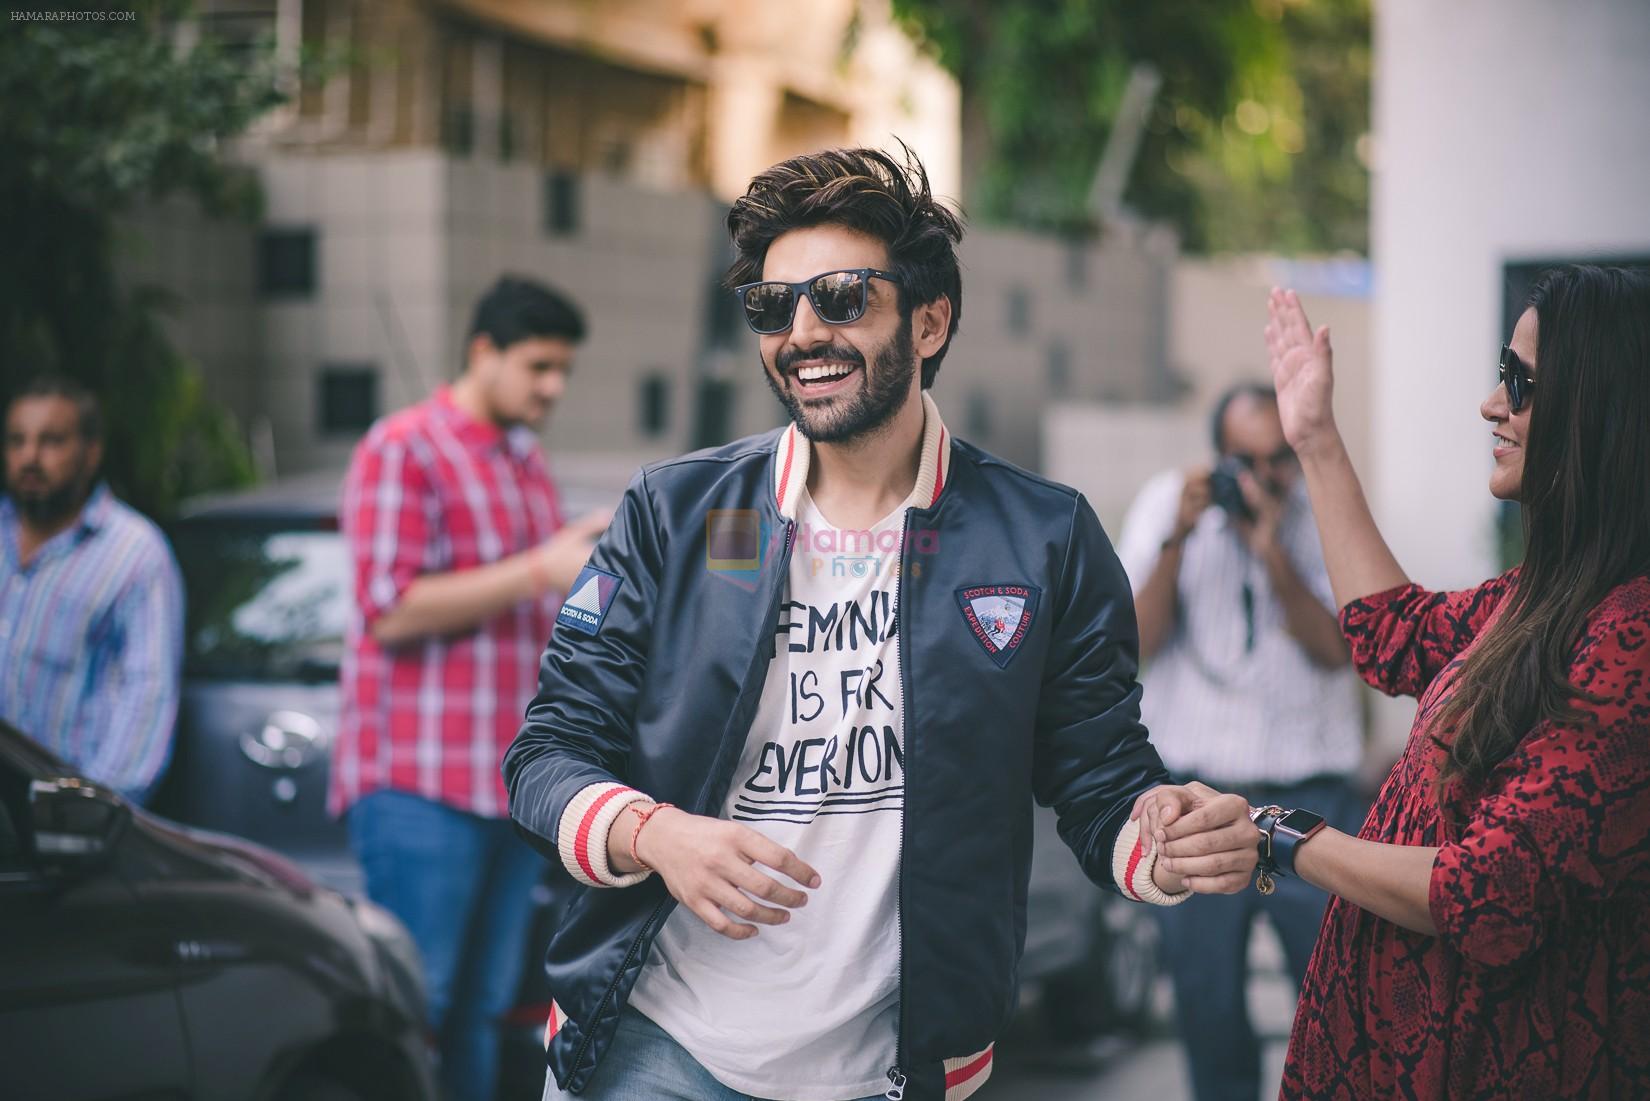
629, 802, 674, 872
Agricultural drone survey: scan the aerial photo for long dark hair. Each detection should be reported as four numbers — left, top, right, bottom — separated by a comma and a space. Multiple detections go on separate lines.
1436, 264, 1650, 790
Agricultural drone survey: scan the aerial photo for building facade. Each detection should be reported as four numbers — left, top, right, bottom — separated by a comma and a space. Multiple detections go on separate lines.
131, 0, 1179, 477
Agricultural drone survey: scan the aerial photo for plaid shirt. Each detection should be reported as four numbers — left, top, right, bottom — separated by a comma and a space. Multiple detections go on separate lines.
333, 387, 563, 818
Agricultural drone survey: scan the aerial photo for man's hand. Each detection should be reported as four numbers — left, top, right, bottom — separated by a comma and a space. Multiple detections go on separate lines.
1131, 782, 1257, 895
1233, 469, 1284, 558
617, 807, 821, 941
370, 504, 615, 647
1172, 467, 1213, 544
530, 509, 612, 595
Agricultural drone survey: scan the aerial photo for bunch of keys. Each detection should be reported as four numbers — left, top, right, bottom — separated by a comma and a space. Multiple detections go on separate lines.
1250, 804, 1283, 895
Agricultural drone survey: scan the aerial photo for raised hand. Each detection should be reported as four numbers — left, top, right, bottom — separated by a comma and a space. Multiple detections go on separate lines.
631, 807, 821, 940
1264, 288, 1337, 457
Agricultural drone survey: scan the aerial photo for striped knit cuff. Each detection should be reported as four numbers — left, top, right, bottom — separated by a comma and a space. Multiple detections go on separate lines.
557, 782, 655, 888
943, 1044, 995, 1100
1111, 815, 1193, 907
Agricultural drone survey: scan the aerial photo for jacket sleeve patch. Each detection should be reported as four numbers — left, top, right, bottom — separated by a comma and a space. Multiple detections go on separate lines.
557, 566, 625, 636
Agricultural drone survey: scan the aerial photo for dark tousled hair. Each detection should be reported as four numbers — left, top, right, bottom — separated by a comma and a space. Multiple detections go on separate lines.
725, 142, 964, 389
466, 275, 586, 369
1435, 264, 1650, 793
8, 374, 103, 443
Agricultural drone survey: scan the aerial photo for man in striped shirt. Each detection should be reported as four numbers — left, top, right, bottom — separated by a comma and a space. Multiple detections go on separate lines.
1116, 382, 1364, 1101
337, 275, 607, 1101
1, 376, 184, 805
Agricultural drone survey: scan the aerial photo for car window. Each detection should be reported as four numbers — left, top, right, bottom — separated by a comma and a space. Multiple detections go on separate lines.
171, 522, 347, 682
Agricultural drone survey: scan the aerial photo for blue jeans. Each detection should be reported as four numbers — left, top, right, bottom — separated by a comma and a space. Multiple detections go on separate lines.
1155, 776, 1365, 1101
350, 790, 544, 1101
542, 1008, 887, 1101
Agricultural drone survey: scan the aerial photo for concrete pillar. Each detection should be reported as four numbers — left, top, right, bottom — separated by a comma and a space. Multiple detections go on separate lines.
705, 53, 784, 199
1370, 0, 1650, 744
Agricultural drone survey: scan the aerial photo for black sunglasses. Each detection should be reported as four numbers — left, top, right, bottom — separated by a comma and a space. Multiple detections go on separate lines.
734, 268, 899, 335
1499, 344, 1535, 412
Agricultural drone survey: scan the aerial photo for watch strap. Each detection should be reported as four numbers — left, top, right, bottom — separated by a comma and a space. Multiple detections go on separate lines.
1270, 812, 1327, 878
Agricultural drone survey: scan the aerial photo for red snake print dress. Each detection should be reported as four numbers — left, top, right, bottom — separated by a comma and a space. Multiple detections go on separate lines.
1282, 572, 1650, 1100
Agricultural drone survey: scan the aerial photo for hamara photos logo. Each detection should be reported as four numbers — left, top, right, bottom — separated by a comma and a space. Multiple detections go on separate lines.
956, 583, 1040, 668
557, 566, 624, 635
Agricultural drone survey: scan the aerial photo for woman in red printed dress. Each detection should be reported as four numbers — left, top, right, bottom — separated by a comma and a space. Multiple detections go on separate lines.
1152, 265, 1650, 1099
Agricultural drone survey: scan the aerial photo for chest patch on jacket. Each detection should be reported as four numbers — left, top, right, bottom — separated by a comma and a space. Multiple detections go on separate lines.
956, 583, 1040, 668
557, 565, 623, 635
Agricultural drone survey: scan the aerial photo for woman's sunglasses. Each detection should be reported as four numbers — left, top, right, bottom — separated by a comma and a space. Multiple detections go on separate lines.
734, 268, 899, 335
1499, 344, 1535, 412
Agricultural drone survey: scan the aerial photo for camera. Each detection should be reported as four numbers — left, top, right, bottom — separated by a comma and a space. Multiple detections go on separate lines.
1208, 458, 1254, 521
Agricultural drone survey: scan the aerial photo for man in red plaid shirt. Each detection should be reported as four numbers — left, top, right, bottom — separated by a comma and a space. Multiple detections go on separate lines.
336, 275, 607, 1101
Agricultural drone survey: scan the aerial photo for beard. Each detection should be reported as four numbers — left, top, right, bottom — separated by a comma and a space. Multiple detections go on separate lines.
10, 473, 87, 526
764, 315, 918, 445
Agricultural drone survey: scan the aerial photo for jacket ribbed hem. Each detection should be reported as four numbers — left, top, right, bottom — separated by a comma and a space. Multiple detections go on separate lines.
942, 1043, 994, 1099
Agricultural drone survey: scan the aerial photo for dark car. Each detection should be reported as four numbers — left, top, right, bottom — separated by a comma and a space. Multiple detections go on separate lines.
1019, 802, 1159, 1044
155, 468, 628, 1100
154, 467, 627, 893
156, 471, 361, 892
0, 720, 436, 1101
154, 466, 1156, 1077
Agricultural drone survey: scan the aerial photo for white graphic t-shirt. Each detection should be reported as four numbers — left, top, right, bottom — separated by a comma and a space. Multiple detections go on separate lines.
629, 488, 912, 1100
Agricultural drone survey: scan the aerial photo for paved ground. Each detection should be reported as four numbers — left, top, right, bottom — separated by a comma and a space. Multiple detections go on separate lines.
982, 918, 1295, 1101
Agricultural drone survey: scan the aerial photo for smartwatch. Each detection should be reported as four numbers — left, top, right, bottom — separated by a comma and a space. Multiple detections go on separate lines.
1263, 807, 1327, 878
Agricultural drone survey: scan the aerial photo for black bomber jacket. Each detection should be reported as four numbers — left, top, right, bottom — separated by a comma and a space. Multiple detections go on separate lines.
504, 396, 1174, 1101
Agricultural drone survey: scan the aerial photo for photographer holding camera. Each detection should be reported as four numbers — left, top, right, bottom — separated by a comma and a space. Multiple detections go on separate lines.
1115, 382, 1363, 1101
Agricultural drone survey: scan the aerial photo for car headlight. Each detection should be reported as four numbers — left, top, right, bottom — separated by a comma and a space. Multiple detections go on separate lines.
354, 898, 427, 1021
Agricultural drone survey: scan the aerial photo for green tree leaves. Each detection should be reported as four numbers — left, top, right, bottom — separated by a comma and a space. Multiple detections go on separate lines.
0, 1, 289, 516
892, 0, 1370, 253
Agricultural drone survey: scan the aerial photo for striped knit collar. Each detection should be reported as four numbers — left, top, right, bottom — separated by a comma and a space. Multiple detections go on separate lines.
772, 391, 952, 521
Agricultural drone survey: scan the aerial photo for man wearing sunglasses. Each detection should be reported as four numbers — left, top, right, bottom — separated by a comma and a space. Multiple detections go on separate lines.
1114, 382, 1363, 1101
506, 145, 1259, 1101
